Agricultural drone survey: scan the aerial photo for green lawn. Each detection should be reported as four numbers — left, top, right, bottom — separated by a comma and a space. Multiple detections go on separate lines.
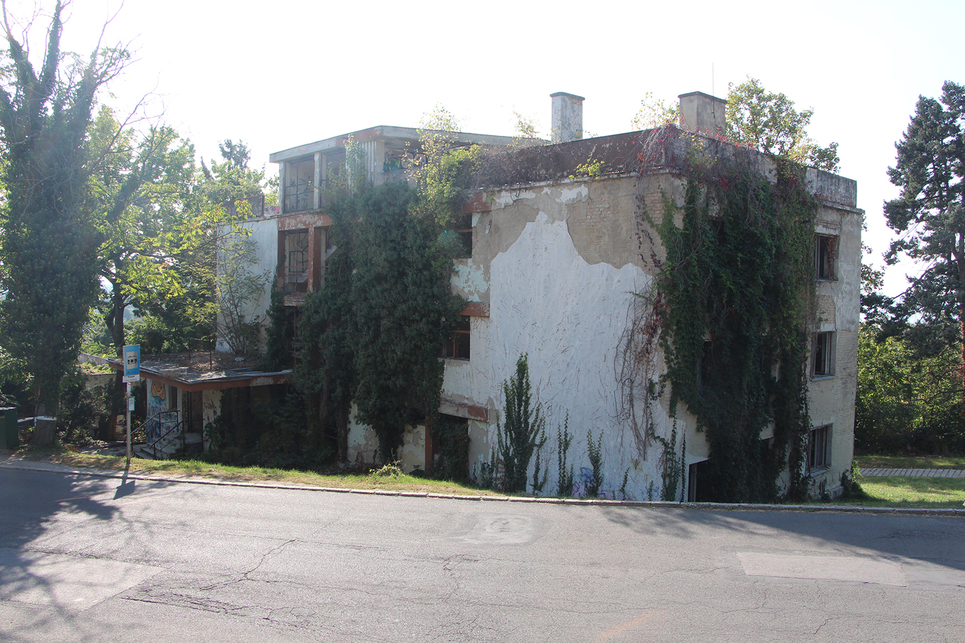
14, 449, 502, 497
6, 448, 965, 509
841, 475, 965, 510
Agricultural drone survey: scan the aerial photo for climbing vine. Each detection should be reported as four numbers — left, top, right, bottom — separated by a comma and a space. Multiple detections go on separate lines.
652, 145, 817, 503
295, 182, 465, 464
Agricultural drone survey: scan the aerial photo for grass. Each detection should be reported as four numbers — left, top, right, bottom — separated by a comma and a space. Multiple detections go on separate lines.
9, 447, 502, 497
840, 475, 965, 510
855, 454, 965, 470
6, 447, 965, 510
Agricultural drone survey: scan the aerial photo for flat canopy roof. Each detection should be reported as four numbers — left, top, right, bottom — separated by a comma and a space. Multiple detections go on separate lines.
108, 352, 291, 393
269, 125, 522, 163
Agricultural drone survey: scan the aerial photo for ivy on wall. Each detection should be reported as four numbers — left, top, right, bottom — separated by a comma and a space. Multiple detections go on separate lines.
652, 150, 817, 502
294, 182, 465, 463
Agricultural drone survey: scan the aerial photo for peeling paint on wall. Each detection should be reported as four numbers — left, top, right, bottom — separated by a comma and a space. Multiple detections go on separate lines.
486, 211, 670, 499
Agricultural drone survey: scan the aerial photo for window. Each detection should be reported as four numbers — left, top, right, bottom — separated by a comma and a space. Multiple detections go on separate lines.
808, 424, 831, 472
454, 214, 473, 258
284, 158, 314, 213
812, 331, 835, 378
442, 316, 471, 360
815, 235, 837, 281
284, 230, 310, 292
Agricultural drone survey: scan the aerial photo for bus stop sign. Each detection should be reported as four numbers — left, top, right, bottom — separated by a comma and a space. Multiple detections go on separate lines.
123, 345, 140, 383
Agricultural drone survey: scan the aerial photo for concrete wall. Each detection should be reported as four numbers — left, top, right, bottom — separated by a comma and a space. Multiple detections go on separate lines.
317, 141, 861, 500
803, 200, 862, 496
446, 176, 678, 499
215, 218, 277, 354
441, 169, 861, 500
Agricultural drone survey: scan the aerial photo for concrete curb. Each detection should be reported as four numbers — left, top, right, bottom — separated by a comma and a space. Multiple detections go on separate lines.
2, 457, 964, 517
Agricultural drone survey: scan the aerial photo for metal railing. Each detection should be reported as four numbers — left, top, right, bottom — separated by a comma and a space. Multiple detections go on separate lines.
144, 409, 184, 460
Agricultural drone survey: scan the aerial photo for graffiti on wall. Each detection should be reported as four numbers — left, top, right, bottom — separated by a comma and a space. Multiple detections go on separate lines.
145, 379, 177, 444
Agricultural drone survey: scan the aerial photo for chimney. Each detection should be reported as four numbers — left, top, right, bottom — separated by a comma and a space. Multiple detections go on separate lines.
678, 91, 727, 136
551, 92, 584, 144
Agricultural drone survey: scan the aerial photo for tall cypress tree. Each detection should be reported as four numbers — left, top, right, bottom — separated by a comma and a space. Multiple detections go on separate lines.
0, 1, 129, 443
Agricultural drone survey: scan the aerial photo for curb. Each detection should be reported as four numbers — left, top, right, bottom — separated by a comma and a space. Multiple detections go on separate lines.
2, 458, 964, 517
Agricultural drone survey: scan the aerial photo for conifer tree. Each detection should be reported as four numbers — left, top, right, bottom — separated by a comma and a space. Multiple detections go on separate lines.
885, 81, 965, 410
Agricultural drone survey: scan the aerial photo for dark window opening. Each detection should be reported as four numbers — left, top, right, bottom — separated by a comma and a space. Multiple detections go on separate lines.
808, 424, 831, 472
442, 316, 471, 360
812, 331, 835, 378
282, 230, 310, 293
815, 235, 837, 281
451, 214, 473, 258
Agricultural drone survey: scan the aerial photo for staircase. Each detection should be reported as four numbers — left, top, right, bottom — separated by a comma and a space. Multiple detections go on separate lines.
135, 410, 203, 460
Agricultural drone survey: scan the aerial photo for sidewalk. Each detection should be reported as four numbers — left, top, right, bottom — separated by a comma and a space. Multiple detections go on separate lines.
861, 468, 965, 478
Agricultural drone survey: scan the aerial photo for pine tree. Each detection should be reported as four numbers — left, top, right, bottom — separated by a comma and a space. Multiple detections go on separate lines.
885, 81, 965, 412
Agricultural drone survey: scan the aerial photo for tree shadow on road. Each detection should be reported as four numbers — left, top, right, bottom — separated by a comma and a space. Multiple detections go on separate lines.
597, 503, 965, 573
0, 464, 174, 642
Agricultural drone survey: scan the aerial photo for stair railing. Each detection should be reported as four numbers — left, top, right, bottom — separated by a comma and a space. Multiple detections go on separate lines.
145, 409, 184, 459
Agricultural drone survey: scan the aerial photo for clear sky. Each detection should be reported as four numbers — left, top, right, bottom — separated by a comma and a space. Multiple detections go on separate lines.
7, 0, 964, 295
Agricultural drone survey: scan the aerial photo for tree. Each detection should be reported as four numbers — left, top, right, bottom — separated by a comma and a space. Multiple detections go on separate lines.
884, 80, 965, 411
214, 231, 270, 356
349, 182, 465, 462
0, 1, 130, 444
200, 139, 276, 209
294, 197, 358, 461
725, 77, 840, 172
630, 92, 678, 130
89, 107, 198, 359
295, 181, 465, 464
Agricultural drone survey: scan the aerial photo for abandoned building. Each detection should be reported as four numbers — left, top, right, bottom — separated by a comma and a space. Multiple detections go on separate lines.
208, 91, 860, 500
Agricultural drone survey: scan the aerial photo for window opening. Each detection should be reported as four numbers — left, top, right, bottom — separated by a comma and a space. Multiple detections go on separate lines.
454, 214, 473, 258
808, 424, 831, 472
284, 230, 310, 292
442, 316, 471, 360
284, 158, 314, 213
815, 235, 837, 281
812, 331, 835, 378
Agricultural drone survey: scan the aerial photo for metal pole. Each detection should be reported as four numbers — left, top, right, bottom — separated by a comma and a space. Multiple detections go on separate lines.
126, 381, 132, 466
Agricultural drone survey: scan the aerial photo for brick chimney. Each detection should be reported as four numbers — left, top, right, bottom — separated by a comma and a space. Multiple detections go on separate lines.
551, 92, 584, 144
678, 91, 727, 136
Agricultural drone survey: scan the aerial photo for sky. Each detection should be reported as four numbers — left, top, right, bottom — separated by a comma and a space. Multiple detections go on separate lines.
6, 0, 964, 296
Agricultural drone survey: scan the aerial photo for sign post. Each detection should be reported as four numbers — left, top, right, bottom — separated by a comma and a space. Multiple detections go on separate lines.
122, 345, 140, 465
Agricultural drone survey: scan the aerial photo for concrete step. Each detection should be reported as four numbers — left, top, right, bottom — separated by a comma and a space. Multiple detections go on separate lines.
139, 433, 203, 460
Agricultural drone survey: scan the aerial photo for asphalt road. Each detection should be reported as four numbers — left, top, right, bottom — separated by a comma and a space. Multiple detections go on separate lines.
0, 466, 963, 642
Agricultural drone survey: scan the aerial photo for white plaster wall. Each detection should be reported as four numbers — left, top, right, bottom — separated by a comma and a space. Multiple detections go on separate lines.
202, 390, 223, 439
346, 404, 378, 465
216, 219, 277, 353
804, 204, 862, 496
400, 424, 426, 473
346, 404, 427, 474
441, 317, 491, 409
487, 209, 672, 499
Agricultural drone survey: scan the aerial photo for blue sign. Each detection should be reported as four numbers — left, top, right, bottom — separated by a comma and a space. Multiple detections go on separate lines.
123, 345, 140, 382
